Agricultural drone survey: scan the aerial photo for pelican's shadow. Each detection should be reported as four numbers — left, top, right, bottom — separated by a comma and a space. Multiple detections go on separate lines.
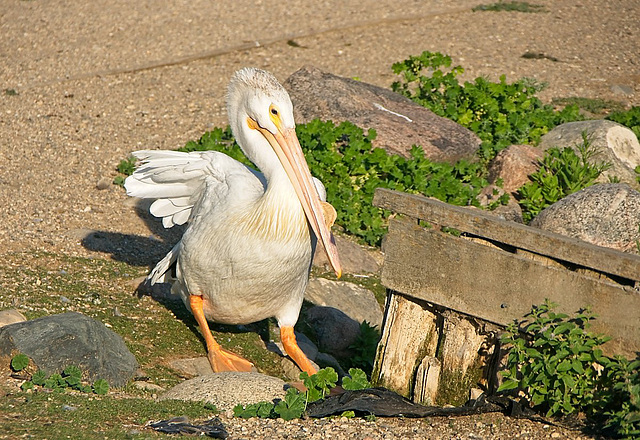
81, 199, 185, 268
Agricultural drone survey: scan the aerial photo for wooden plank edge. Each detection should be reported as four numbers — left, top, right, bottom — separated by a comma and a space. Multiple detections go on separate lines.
373, 188, 640, 282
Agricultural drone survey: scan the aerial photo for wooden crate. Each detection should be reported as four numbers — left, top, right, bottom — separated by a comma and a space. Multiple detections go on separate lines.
371, 188, 640, 405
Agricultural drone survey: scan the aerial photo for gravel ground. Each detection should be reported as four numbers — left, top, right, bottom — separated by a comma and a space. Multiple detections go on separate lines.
1, 0, 638, 437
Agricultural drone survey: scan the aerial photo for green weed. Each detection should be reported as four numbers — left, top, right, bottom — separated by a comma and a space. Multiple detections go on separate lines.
499, 300, 640, 437
472, 1, 546, 13
233, 367, 370, 421
390, 51, 582, 161
517, 132, 610, 222
10, 354, 110, 395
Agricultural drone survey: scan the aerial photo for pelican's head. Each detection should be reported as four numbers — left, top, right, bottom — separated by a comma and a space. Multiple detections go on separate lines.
226, 68, 341, 278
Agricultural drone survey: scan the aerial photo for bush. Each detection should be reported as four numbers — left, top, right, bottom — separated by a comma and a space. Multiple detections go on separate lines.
499, 300, 640, 437
516, 132, 610, 223
390, 51, 582, 161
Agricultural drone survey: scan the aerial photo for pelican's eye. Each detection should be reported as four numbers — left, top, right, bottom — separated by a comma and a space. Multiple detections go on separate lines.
269, 105, 281, 128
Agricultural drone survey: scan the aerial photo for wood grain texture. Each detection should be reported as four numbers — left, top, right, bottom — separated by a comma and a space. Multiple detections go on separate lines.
381, 216, 640, 357
374, 188, 640, 282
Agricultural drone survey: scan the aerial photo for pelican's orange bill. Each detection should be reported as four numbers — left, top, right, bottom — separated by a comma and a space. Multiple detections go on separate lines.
253, 121, 342, 278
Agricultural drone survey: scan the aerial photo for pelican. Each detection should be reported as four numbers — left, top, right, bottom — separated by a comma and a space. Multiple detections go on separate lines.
125, 68, 341, 375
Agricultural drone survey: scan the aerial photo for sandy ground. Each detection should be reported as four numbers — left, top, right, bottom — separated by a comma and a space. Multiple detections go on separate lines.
0, 0, 638, 437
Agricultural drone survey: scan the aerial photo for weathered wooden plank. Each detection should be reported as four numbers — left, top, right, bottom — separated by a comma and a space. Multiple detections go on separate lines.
372, 293, 439, 398
373, 188, 640, 281
381, 216, 640, 357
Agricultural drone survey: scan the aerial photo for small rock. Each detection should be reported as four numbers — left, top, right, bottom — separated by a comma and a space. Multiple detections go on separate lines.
61, 404, 77, 411
488, 200, 524, 223
96, 177, 112, 190
305, 278, 383, 328
487, 144, 545, 195
305, 306, 361, 359
610, 84, 634, 96
0, 311, 138, 387
531, 183, 640, 253
132, 380, 166, 392
168, 357, 214, 377
0, 309, 27, 328
313, 235, 381, 274
160, 372, 287, 410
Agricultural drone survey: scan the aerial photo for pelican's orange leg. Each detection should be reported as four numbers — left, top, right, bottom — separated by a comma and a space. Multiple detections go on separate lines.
280, 326, 317, 376
189, 295, 254, 372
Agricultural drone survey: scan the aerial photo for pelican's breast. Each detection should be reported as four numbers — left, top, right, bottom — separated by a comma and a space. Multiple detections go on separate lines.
178, 186, 313, 324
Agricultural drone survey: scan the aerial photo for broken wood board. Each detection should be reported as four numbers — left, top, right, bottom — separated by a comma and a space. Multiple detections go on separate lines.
374, 188, 640, 281
373, 293, 439, 398
381, 215, 640, 357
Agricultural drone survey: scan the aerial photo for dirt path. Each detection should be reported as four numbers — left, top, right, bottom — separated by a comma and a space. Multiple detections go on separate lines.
0, 0, 638, 437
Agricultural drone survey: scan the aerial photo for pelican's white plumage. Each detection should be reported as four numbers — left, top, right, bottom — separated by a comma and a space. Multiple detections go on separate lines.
125, 68, 341, 374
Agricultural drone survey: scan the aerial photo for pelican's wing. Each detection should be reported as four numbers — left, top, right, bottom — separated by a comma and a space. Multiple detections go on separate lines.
125, 150, 264, 228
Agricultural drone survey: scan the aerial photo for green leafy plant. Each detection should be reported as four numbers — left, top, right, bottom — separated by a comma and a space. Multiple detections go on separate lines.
113, 156, 137, 186
345, 321, 381, 374
273, 387, 307, 421
517, 132, 610, 223
10, 357, 110, 395
390, 51, 582, 161
300, 366, 338, 402
472, 1, 546, 13
92, 378, 110, 395
499, 299, 610, 416
342, 368, 372, 390
233, 367, 369, 421
10, 354, 29, 372
601, 356, 640, 437
499, 300, 640, 437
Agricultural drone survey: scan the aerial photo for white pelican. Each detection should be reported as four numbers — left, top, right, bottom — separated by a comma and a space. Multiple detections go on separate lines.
125, 68, 341, 375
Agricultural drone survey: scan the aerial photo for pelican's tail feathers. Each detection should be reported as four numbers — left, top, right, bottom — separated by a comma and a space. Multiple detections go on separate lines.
148, 242, 180, 285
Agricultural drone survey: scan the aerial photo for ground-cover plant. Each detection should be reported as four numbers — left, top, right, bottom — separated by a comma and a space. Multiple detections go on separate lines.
11, 354, 110, 395
551, 97, 626, 116
390, 51, 582, 161
516, 132, 610, 223
233, 367, 371, 421
499, 300, 640, 438
472, 1, 546, 13
345, 321, 381, 374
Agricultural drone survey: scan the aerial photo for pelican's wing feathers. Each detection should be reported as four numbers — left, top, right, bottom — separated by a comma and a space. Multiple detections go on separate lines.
125, 150, 265, 228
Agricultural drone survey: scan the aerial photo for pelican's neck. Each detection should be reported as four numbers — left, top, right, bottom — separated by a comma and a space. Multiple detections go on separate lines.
262, 166, 303, 215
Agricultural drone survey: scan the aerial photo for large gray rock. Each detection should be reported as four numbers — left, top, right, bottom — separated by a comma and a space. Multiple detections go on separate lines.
539, 120, 640, 187
531, 183, 640, 254
284, 66, 481, 163
304, 306, 361, 359
160, 372, 287, 410
0, 312, 138, 387
304, 278, 383, 328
